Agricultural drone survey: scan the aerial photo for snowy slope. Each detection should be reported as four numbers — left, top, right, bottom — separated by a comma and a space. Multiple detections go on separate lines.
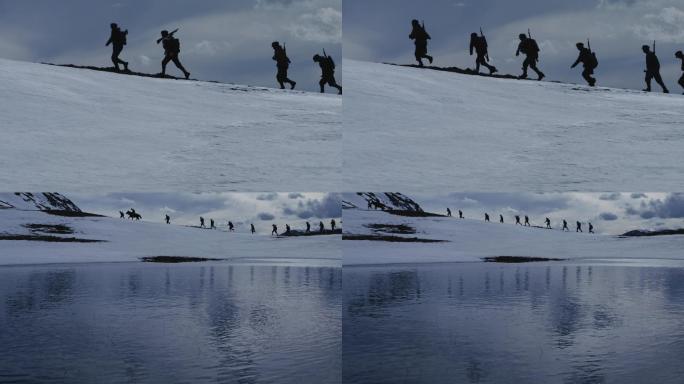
0, 208, 340, 266
342, 205, 684, 266
343, 60, 684, 192
0, 59, 341, 192
0, 193, 81, 212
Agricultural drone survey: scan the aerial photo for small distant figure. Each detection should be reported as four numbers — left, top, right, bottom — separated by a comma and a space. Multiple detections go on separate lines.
524, 215, 530, 227
251, 223, 256, 234
119, 211, 125, 219
459, 210, 463, 219
272, 42, 296, 90
562, 219, 569, 232
331, 219, 336, 231
367, 201, 372, 210
272, 224, 278, 235
210, 219, 216, 229
675, 50, 684, 94
515, 215, 522, 226
576, 221, 583, 233
409, 19, 433, 67
516, 32, 545, 80
470, 30, 497, 75
200, 217, 205, 228
165, 214, 170, 224
571, 42, 598, 86
545, 217, 551, 229
588, 222, 594, 234
499, 214, 504, 224
285, 224, 291, 234
306, 221, 311, 233
484, 213, 490, 222
314, 52, 342, 94
126, 209, 141, 220
228, 221, 235, 231
158, 29, 190, 79
447, 208, 452, 217
642, 44, 668, 93
106, 23, 129, 72
319, 221, 325, 233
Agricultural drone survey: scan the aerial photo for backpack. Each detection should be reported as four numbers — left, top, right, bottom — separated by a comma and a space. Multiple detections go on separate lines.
528, 38, 540, 54
587, 50, 598, 69
119, 30, 127, 46
167, 37, 180, 53
327, 56, 336, 70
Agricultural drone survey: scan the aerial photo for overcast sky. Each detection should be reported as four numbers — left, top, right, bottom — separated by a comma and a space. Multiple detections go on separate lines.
411, 192, 684, 235
0, 0, 341, 92
70, 192, 341, 232
344, 0, 684, 91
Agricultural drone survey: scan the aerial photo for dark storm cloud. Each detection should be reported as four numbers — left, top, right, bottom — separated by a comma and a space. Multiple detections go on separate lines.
630, 193, 647, 199
599, 212, 619, 221
599, 193, 622, 201
288, 193, 305, 199
257, 193, 279, 201
626, 193, 684, 219
282, 193, 342, 219
258, 212, 276, 220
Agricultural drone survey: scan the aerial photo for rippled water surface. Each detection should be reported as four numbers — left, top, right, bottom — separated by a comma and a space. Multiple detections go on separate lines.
344, 261, 684, 384
0, 263, 341, 384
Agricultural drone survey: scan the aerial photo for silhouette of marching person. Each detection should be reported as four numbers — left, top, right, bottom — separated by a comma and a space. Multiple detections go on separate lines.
409, 19, 433, 67
210, 219, 216, 229
120, 211, 125, 219
576, 221, 583, 233
562, 219, 569, 231
676, 50, 684, 94
545, 217, 551, 229
516, 32, 545, 80
319, 221, 325, 233
228, 221, 235, 231
642, 44, 668, 93
470, 30, 497, 75
272, 224, 278, 236
306, 221, 311, 233
447, 208, 452, 217
251, 223, 256, 234
157, 29, 190, 79
285, 224, 291, 234
571, 42, 598, 86
331, 219, 336, 231
588, 222, 594, 234
200, 217, 205, 228
367, 201, 372, 210
314, 51, 342, 94
485, 213, 490, 222
165, 214, 170, 224
272, 42, 296, 90
106, 23, 129, 72
515, 215, 522, 225
499, 214, 504, 224
524, 215, 531, 227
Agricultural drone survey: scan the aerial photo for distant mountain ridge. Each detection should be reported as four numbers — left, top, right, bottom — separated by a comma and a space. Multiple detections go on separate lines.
0, 193, 81, 212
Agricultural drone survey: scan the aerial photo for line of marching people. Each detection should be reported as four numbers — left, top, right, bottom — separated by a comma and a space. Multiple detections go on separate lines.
446, 208, 595, 234
106, 23, 341, 93
407, 19, 684, 92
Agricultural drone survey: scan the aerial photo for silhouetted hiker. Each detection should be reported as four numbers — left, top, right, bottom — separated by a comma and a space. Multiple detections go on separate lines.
516, 33, 545, 80
499, 214, 504, 224
409, 19, 433, 67
314, 53, 342, 94
515, 215, 522, 225
158, 29, 190, 79
272, 224, 278, 235
306, 221, 311, 233
319, 221, 325, 233
676, 51, 684, 94
524, 215, 530, 227
545, 217, 551, 229
485, 213, 490, 222
228, 221, 235, 231
576, 221, 583, 233
367, 201, 372, 210
562, 219, 569, 231
642, 45, 668, 93
459, 210, 463, 219
120, 211, 125, 219
165, 214, 170, 224
210, 219, 216, 229
200, 217, 205, 228
331, 219, 336, 231
447, 208, 452, 217
272, 42, 296, 90
251, 224, 256, 234
106, 23, 129, 72
470, 31, 497, 75
589, 222, 594, 234
571, 42, 597, 86
285, 224, 291, 234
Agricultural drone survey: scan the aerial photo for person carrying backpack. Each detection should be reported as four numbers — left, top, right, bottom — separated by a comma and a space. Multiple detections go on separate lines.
272, 41, 296, 90
314, 52, 342, 94
409, 19, 433, 67
516, 32, 545, 80
106, 23, 129, 72
158, 29, 190, 79
675, 50, 684, 94
470, 31, 497, 75
642, 44, 668, 93
571, 42, 598, 86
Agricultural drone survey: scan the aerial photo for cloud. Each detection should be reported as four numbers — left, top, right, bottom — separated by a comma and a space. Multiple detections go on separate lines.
626, 193, 684, 219
630, 193, 647, 199
288, 193, 305, 199
599, 193, 621, 201
282, 193, 341, 219
257, 212, 275, 220
599, 212, 618, 221
257, 193, 279, 201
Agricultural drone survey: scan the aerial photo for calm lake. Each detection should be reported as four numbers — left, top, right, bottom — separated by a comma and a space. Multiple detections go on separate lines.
0, 262, 341, 384
344, 260, 684, 384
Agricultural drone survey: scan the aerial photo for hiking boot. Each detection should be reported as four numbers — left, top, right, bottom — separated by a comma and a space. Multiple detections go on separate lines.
123, 62, 129, 71
427, 56, 433, 64
338, 89, 343, 95
663, 89, 670, 94
490, 67, 498, 75
642, 88, 651, 92
290, 81, 296, 90
518, 73, 528, 80
537, 73, 545, 81
184, 71, 191, 80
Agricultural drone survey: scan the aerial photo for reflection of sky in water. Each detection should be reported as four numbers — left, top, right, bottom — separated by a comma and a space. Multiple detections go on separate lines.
344, 263, 684, 384
0, 263, 341, 384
